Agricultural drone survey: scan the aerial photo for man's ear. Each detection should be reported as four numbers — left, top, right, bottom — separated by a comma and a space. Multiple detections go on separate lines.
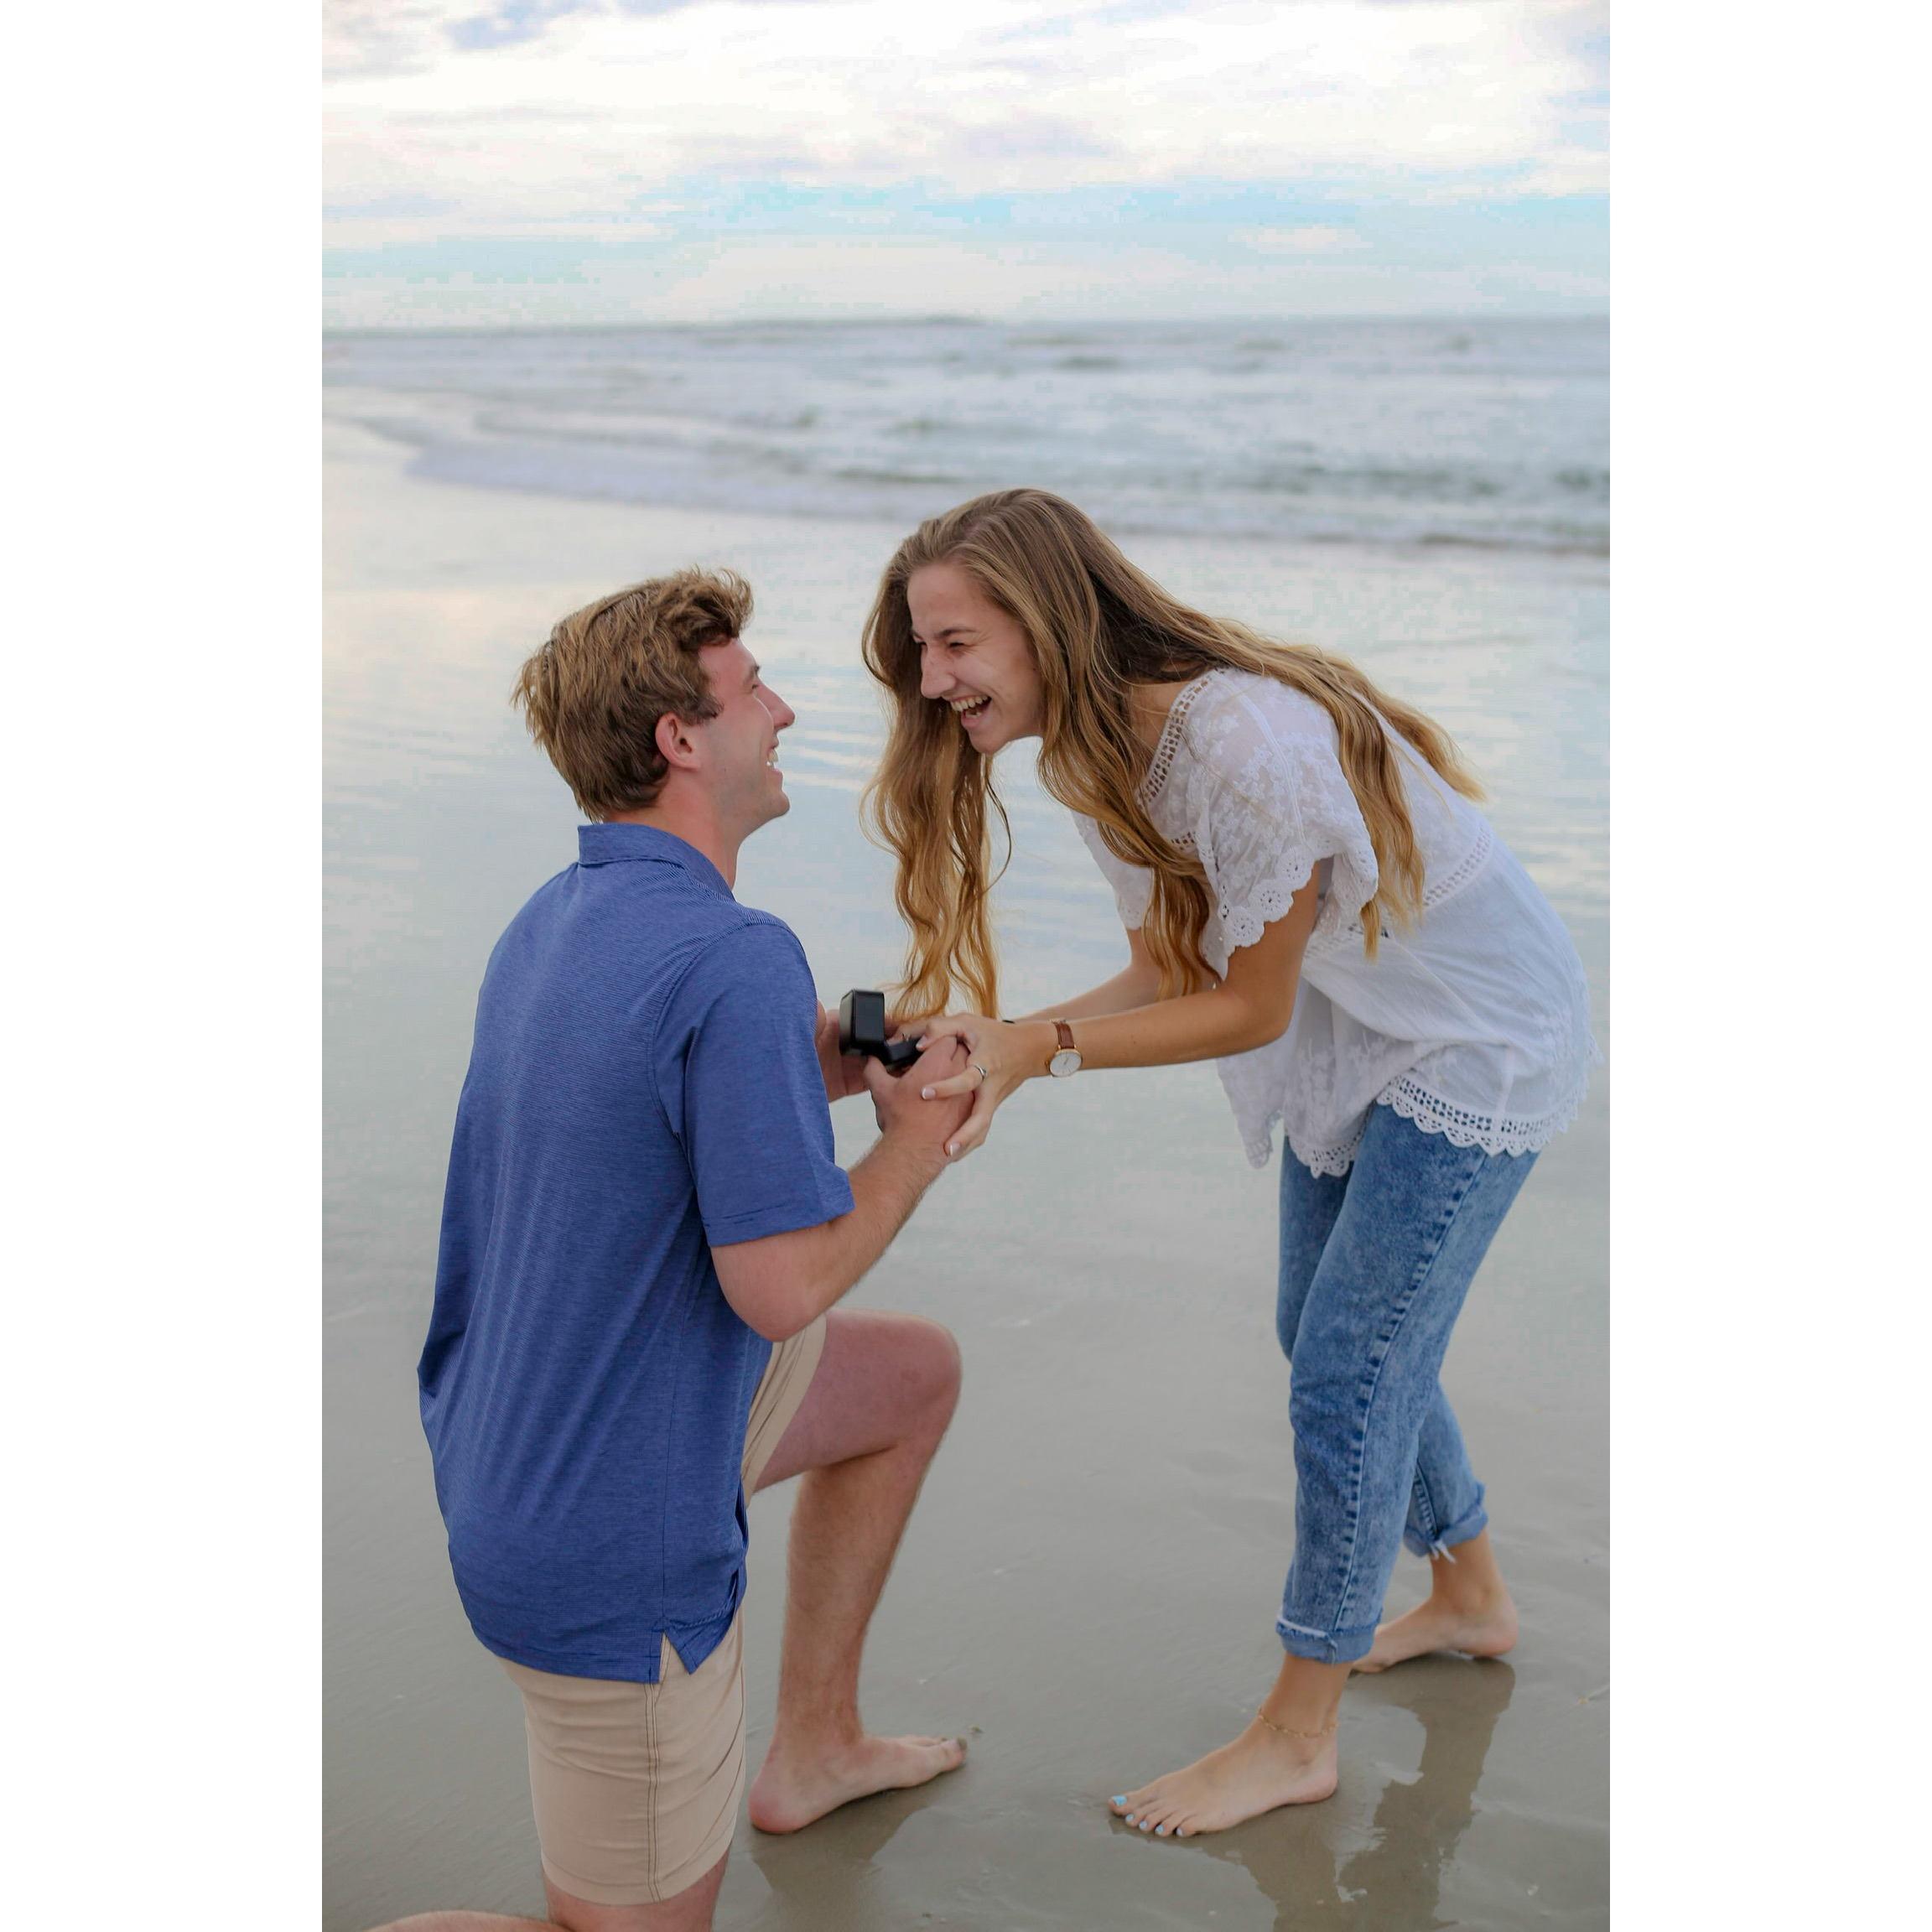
655, 709, 702, 773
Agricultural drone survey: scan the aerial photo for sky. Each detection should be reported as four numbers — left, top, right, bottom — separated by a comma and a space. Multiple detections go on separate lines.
323, 0, 1607, 328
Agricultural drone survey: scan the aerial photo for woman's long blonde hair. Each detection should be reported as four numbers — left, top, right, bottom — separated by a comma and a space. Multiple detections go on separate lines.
860, 489, 1482, 1017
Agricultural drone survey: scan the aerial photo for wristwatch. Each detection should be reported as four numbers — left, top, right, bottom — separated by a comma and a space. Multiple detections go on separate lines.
1046, 1019, 1083, 1078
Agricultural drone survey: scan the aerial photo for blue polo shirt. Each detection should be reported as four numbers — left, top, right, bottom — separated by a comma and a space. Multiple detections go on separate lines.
418, 823, 854, 1683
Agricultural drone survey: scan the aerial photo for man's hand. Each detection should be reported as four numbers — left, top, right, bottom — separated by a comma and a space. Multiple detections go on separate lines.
815, 1000, 871, 1104
868, 1036, 972, 1156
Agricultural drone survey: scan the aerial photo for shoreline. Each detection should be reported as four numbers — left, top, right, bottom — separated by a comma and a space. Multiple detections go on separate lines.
321, 401, 1612, 585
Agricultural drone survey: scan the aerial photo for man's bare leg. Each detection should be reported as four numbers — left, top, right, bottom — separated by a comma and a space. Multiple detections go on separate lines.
1353, 1528, 1518, 1672
366, 1848, 727, 1932
745, 1308, 966, 1833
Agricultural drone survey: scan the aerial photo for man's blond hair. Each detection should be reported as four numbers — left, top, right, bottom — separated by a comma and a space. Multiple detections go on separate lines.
511, 569, 753, 818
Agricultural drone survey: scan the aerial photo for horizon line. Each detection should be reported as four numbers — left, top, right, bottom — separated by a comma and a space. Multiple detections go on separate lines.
323, 309, 1610, 339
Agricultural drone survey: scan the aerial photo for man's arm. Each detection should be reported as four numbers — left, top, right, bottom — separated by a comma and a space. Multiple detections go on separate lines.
712, 1040, 970, 1342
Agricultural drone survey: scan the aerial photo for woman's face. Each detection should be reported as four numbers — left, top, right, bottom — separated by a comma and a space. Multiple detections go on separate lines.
906, 560, 1046, 755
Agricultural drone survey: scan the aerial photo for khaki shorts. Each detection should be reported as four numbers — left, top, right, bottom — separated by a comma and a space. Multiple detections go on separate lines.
501, 1315, 827, 1906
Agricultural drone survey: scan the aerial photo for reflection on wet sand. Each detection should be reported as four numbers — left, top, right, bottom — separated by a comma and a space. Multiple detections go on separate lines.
742, 1762, 956, 1929
1177, 1658, 1516, 1929
743, 1659, 1516, 1929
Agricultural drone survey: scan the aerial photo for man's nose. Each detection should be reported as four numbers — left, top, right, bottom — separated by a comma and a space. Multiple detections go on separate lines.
763, 687, 797, 730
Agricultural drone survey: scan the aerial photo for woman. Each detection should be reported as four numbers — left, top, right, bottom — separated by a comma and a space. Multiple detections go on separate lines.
860, 489, 1596, 1841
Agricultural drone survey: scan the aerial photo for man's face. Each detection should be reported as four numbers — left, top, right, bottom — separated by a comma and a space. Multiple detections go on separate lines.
691, 636, 796, 839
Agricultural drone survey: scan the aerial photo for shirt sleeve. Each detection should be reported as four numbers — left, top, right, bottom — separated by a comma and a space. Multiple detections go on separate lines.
655, 919, 856, 1246
1073, 813, 1155, 931
1184, 679, 1381, 956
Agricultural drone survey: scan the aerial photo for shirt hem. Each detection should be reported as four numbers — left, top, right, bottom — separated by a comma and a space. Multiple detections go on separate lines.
1250, 1057, 1597, 1176
702, 1180, 855, 1244
470, 1609, 738, 1685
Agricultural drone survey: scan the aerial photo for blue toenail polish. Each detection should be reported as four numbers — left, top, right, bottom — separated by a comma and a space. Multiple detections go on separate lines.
1156, 1826, 1169, 1836
1112, 1795, 1125, 1806
1139, 1820, 1151, 1831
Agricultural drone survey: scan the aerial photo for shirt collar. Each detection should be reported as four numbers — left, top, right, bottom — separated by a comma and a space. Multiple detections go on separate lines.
576, 823, 732, 898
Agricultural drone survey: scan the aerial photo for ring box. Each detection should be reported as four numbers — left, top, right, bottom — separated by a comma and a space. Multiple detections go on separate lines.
838, 989, 922, 1072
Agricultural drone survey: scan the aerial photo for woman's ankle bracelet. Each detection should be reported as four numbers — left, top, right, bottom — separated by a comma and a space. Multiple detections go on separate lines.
1254, 1706, 1337, 1742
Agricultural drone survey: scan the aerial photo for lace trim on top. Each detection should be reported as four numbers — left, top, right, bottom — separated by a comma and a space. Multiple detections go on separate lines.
1220, 850, 1322, 956
1255, 1057, 1597, 1177
1379, 1067, 1592, 1158
1420, 817, 1493, 909
1137, 670, 1220, 808
1319, 818, 1493, 948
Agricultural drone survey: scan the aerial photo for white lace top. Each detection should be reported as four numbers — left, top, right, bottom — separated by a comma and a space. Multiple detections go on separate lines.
1072, 668, 1597, 1176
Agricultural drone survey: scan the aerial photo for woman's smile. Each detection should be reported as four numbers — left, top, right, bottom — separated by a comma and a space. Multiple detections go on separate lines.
907, 559, 1046, 749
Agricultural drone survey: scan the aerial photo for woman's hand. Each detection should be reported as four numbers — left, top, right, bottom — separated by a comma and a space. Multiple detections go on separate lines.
907, 1013, 1053, 1160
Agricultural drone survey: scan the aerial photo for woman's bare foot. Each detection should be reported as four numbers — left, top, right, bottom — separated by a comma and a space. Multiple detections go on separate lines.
1107, 1718, 1338, 1839
748, 1732, 966, 1834
1352, 1530, 1514, 1669
1353, 1588, 1517, 1673
1354, 1528, 1519, 1674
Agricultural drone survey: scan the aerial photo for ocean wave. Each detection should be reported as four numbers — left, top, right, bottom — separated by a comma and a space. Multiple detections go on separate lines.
325, 316, 1607, 563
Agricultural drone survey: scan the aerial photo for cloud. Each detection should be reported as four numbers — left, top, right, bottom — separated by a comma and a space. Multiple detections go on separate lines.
326, 1, 1607, 205
325, 0, 835, 76
322, 0, 1607, 319
446, 4, 605, 57
1239, 225, 1370, 256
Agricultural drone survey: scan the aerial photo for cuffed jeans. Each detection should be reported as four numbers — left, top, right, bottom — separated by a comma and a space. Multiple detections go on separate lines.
1275, 1103, 1535, 1665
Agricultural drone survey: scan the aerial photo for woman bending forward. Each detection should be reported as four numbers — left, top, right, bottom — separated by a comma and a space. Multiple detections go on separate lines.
860, 489, 1597, 1841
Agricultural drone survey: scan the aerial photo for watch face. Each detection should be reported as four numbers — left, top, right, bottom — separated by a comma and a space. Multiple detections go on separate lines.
1049, 1048, 1083, 1078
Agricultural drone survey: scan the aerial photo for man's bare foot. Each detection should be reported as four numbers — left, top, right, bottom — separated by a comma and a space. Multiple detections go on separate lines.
748, 1732, 966, 1834
1107, 1719, 1338, 1839
1353, 1592, 1518, 1673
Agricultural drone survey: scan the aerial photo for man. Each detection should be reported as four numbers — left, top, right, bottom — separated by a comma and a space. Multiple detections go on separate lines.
375, 569, 974, 1932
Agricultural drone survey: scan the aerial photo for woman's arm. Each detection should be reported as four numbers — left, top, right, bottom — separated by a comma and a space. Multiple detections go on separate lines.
1010, 926, 1161, 1024
914, 871, 1322, 1158
890, 927, 1156, 1044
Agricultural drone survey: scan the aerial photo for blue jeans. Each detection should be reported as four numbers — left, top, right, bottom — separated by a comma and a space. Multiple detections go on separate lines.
1275, 1104, 1536, 1665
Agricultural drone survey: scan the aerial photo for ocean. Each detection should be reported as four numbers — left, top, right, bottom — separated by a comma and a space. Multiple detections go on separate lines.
325, 315, 1607, 559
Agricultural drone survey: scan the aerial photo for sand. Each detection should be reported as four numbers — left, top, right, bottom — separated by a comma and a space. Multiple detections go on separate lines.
324, 418, 1608, 1930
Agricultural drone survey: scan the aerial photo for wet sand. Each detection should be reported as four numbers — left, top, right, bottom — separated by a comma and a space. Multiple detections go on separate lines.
325, 419, 1608, 1929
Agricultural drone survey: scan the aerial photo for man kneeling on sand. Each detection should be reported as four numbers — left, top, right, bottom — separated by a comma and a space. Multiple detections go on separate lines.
371, 570, 973, 1932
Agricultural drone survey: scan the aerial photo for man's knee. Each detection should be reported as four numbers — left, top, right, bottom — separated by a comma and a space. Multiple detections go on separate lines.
901, 1314, 962, 1437
853, 1311, 959, 1449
